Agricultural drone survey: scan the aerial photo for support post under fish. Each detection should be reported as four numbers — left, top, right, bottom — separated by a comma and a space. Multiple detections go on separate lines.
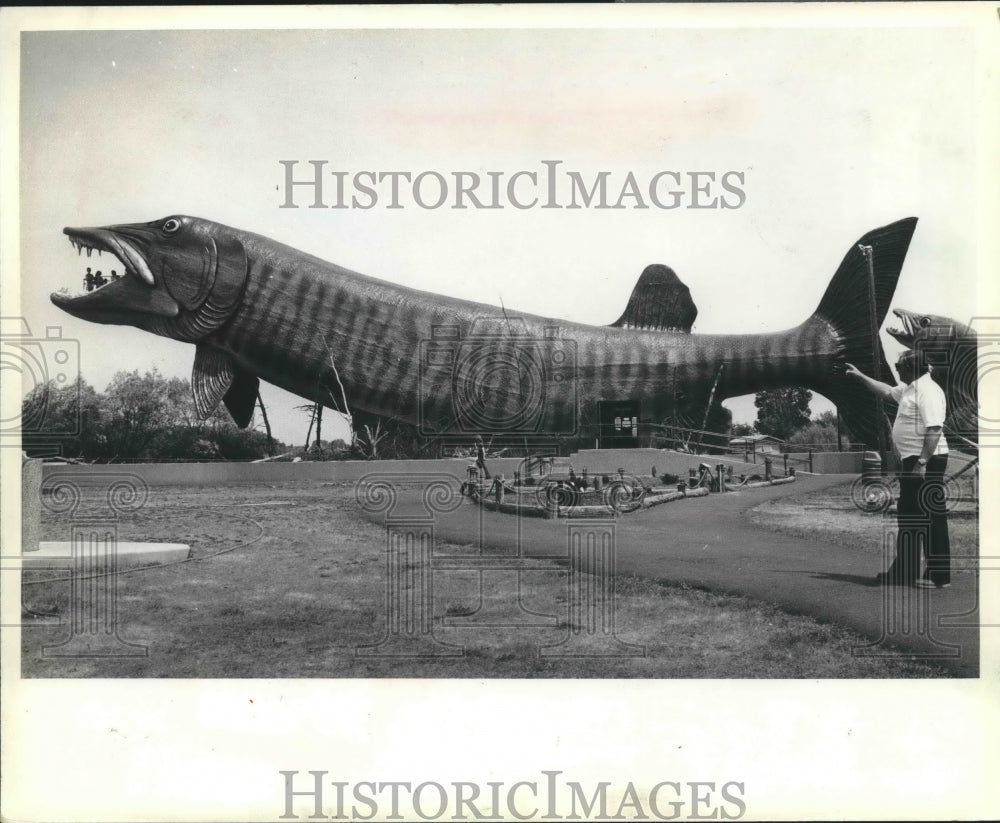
860, 243, 887, 456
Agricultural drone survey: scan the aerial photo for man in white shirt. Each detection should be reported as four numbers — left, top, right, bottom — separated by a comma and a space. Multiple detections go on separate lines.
846, 351, 951, 588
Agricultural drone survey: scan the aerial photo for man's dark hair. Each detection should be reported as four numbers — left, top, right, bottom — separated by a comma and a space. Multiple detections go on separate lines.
898, 349, 930, 376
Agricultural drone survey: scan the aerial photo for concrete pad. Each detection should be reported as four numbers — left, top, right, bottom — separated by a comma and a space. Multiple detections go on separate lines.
24, 541, 192, 570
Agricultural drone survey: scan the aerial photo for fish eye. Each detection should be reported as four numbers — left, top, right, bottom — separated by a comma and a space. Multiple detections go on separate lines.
162, 218, 182, 235
919, 316, 931, 327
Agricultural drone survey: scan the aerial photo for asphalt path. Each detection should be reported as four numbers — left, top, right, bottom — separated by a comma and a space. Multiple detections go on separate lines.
360, 474, 979, 676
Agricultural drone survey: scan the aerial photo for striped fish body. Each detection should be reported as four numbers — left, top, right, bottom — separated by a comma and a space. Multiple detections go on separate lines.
54, 216, 918, 447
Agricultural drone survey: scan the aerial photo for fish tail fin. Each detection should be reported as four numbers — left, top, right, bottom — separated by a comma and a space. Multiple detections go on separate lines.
806, 217, 918, 449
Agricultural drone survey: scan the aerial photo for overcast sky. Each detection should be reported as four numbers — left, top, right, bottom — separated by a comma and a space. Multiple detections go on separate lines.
16, 24, 984, 445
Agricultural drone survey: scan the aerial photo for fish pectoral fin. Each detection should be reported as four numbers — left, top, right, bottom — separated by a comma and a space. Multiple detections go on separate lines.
609, 264, 698, 332
192, 344, 259, 427
223, 371, 260, 429
192, 344, 237, 418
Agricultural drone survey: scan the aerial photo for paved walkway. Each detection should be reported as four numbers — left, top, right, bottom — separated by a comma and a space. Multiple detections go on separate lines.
362, 474, 979, 676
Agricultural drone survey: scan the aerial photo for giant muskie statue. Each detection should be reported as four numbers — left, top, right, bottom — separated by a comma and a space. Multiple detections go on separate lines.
52, 215, 920, 448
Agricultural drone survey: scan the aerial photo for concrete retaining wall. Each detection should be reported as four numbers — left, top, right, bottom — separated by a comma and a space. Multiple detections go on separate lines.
37, 449, 865, 488
569, 448, 864, 476
40, 457, 528, 486
568, 448, 762, 479
22, 456, 42, 552
785, 452, 864, 474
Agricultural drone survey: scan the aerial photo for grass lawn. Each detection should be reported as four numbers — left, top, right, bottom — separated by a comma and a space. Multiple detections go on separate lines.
21, 480, 955, 678
745, 476, 978, 564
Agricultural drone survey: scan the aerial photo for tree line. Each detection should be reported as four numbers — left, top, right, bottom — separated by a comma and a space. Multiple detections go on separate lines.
732, 388, 855, 449
22, 374, 852, 463
21, 369, 280, 461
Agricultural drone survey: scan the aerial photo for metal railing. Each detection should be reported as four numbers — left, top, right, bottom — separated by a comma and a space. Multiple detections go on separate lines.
644, 422, 734, 454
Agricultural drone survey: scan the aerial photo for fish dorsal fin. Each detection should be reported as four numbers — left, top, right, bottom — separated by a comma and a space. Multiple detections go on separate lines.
609, 264, 698, 332
192, 344, 259, 427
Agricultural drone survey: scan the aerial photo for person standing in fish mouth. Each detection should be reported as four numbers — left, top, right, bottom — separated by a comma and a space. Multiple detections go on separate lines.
846, 351, 951, 588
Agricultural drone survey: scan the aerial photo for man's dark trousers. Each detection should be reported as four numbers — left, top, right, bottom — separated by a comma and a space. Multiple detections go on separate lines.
888, 454, 951, 585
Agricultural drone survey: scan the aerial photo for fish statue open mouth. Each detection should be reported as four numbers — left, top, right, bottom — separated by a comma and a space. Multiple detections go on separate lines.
52, 215, 918, 446
886, 308, 979, 450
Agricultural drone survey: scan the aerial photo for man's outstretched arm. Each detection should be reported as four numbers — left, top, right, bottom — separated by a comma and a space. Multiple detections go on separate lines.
844, 363, 896, 400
